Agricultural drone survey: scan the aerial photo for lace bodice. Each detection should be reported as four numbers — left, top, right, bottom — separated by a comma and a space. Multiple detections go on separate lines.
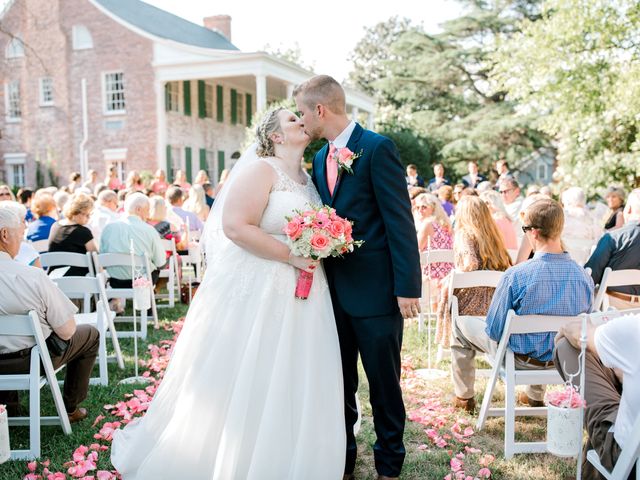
259, 159, 322, 235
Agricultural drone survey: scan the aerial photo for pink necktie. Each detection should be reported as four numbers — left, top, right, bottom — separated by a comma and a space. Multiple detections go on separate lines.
326, 143, 338, 195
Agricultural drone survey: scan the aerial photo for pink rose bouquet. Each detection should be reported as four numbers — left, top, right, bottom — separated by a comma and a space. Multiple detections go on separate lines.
284, 205, 363, 299
545, 385, 586, 409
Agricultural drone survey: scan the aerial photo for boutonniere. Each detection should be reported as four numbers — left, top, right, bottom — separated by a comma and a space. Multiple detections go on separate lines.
332, 147, 363, 175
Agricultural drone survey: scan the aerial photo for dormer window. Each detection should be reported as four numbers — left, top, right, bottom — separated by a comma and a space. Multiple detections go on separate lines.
5, 37, 24, 59
72, 25, 93, 50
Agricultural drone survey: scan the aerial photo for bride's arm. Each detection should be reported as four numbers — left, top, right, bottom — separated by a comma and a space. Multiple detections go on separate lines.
222, 162, 315, 272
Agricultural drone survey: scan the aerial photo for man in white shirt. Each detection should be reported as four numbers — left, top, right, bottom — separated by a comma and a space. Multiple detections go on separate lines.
499, 177, 524, 221
89, 189, 119, 245
555, 315, 640, 479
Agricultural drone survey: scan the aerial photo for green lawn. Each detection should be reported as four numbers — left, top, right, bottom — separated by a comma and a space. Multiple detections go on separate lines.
0, 307, 577, 479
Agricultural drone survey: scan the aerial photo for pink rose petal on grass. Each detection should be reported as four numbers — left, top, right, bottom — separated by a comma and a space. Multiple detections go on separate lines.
92, 415, 105, 428
47, 474, 66, 480
478, 454, 495, 467
464, 446, 482, 454
23, 474, 40, 480
97, 471, 116, 480
450, 458, 464, 472
478, 467, 492, 478
27, 461, 38, 472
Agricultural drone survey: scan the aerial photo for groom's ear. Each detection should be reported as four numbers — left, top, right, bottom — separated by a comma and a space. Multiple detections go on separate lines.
315, 103, 325, 119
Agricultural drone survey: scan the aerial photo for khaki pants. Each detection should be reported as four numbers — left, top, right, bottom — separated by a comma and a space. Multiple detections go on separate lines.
555, 338, 636, 480
451, 315, 546, 401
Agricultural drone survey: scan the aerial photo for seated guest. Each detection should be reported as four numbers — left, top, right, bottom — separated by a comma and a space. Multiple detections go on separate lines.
165, 186, 204, 233
0, 201, 42, 268
82, 169, 99, 193
48, 193, 98, 276
174, 170, 191, 192
0, 184, 16, 201
436, 196, 511, 348
585, 188, 640, 310
451, 198, 593, 412
561, 187, 602, 265
183, 184, 210, 223
125, 170, 144, 192
203, 182, 215, 209
88, 190, 119, 246
499, 177, 524, 221
100, 193, 166, 288
17, 188, 34, 222
194, 170, 210, 186
104, 164, 123, 192
67, 171, 82, 193
603, 186, 626, 231
150, 169, 169, 196
437, 185, 455, 217
461, 161, 487, 189
481, 190, 518, 250
53, 190, 70, 219
427, 163, 451, 192
0, 208, 99, 422
26, 194, 58, 243
147, 196, 184, 249
555, 315, 639, 479
406, 164, 425, 188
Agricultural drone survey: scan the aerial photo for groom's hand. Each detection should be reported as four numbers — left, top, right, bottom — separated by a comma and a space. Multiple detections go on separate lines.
397, 297, 420, 319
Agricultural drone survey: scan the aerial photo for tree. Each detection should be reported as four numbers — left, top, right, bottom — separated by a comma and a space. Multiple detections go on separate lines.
262, 42, 315, 72
492, 0, 640, 196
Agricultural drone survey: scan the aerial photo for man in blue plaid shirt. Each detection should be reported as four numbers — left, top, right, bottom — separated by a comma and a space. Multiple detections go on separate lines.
451, 198, 594, 412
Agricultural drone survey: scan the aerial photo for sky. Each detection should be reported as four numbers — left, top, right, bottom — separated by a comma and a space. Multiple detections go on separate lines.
140, 0, 463, 82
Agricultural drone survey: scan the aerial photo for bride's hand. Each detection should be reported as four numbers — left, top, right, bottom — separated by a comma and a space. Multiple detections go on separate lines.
288, 254, 318, 273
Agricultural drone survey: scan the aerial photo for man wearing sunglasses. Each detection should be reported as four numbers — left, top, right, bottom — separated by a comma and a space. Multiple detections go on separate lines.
498, 177, 523, 221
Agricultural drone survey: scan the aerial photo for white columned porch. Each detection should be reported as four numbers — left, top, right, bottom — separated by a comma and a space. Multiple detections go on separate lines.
155, 79, 167, 170
256, 74, 267, 112
367, 113, 375, 130
351, 106, 359, 122
286, 83, 295, 99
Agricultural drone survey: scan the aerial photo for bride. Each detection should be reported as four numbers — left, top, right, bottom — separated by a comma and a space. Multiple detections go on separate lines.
111, 108, 346, 479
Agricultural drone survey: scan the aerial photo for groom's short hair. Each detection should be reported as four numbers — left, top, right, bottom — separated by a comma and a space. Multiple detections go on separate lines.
293, 75, 346, 115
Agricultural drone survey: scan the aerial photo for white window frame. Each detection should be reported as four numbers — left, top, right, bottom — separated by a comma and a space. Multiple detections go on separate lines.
166, 81, 180, 113
102, 148, 127, 183
5, 80, 21, 122
170, 146, 183, 181
204, 82, 214, 118
5, 37, 24, 59
4, 153, 27, 187
537, 162, 548, 182
102, 71, 126, 115
205, 150, 218, 186
39, 77, 54, 107
72, 25, 93, 50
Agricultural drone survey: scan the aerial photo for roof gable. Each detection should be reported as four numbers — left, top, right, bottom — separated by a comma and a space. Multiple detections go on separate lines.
94, 0, 238, 51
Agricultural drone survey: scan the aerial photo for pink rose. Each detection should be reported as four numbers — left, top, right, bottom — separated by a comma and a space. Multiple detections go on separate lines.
344, 220, 353, 236
328, 220, 345, 238
313, 212, 331, 229
284, 219, 303, 240
310, 233, 330, 251
338, 148, 354, 165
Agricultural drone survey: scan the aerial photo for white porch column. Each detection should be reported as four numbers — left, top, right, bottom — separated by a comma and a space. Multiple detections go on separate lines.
256, 74, 267, 112
367, 112, 375, 130
155, 80, 167, 170
286, 83, 295, 99
351, 106, 359, 122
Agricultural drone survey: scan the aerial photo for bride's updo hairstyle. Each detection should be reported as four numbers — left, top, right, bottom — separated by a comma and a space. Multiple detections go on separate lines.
256, 107, 286, 157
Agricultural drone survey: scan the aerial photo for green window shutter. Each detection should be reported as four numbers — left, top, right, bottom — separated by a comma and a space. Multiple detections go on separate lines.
198, 80, 206, 118
183, 81, 191, 116
166, 145, 173, 182
217, 151, 225, 178
230, 89, 238, 124
185, 147, 192, 182
245, 93, 253, 126
216, 85, 224, 122
164, 84, 170, 111
199, 148, 207, 171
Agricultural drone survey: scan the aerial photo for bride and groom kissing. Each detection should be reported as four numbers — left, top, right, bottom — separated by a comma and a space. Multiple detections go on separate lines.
111, 75, 422, 479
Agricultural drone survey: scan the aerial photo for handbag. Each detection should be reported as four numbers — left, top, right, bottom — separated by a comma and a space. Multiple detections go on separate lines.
45, 332, 70, 357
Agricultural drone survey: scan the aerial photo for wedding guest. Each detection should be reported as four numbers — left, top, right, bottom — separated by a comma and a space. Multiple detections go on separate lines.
481, 190, 518, 250
93, 182, 107, 197
461, 161, 487, 189
0, 184, 16, 202
427, 163, 451, 192
554, 315, 639, 480
0, 201, 42, 268
499, 177, 524, 221
451, 198, 593, 412
476, 181, 493, 193
526, 184, 541, 197
174, 170, 191, 192
26, 194, 57, 243
166, 186, 203, 232
53, 190, 70, 218
202, 182, 215, 209
125, 170, 144, 192
67, 172, 82, 193
147, 196, 185, 279
436, 196, 511, 348
48, 193, 98, 276
183, 184, 210, 222
406, 164, 425, 188
88, 190, 119, 246
438, 185, 455, 217
82, 169, 99, 192
585, 188, 640, 310
150, 169, 169, 196
17, 188, 34, 222
0, 208, 98, 422
603, 186, 626, 231
194, 170, 210, 186
453, 183, 466, 204
539, 185, 553, 198
105, 165, 123, 191
495, 159, 513, 182
214, 169, 230, 197
561, 187, 602, 265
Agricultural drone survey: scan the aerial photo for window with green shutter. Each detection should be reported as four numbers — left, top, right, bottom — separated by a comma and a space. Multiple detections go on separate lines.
185, 147, 192, 182
231, 89, 238, 124
166, 145, 173, 182
216, 85, 224, 122
245, 93, 253, 126
183, 81, 191, 116
199, 148, 207, 171
217, 151, 225, 178
197, 80, 206, 118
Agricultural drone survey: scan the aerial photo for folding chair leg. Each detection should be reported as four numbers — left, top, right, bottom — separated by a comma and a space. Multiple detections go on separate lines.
150, 289, 159, 330
98, 328, 108, 386
140, 309, 148, 340
29, 353, 40, 459
107, 315, 125, 369
504, 353, 516, 460
476, 361, 501, 430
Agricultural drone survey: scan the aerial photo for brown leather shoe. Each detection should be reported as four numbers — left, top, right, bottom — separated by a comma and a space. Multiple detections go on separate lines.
453, 396, 476, 413
517, 391, 544, 407
67, 407, 88, 423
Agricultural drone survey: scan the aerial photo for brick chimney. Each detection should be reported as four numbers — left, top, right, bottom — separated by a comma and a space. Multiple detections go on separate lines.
203, 15, 231, 42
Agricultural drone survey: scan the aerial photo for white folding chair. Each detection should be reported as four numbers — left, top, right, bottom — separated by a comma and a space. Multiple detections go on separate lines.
564, 237, 596, 266
0, 311, 71, 459
92, 252, 159, 339
418, 249, 454, 332
587, 412, 640, 479
28, 239, 49, 254
476, 310, 585, 458
40, 252, 96, 311
593, 268, 640, 311
51, 273, 125, 385
157, 238, 179, 308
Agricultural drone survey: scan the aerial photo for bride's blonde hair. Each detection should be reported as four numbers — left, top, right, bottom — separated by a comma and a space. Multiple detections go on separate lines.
256, 107, 285, 157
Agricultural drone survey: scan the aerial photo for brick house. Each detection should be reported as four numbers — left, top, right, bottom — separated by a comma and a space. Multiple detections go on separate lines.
0, 0, 374, 188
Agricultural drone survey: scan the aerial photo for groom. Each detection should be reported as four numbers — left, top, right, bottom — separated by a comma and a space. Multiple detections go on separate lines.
294, 76, 421, 480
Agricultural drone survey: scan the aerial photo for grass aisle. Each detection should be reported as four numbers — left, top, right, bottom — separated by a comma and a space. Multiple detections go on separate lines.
1, 310, 576, 479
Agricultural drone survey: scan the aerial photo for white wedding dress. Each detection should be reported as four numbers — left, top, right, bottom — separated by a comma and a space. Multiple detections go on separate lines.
111, 158, 346, 479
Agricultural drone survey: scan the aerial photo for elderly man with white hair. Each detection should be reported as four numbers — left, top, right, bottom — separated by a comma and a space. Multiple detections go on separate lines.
561, 186, 602, 264
100, 192, 166, 289
0, 208, 99, 422
0, 201, 41, 267
88, 189, 119, 245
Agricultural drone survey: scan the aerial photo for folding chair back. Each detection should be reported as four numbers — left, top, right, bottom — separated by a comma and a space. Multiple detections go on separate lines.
594, 268, 640, 311
40, 252, 95, 277
158, 238, 179, 308
0, 311, 71, 459
28, 239, 49, 254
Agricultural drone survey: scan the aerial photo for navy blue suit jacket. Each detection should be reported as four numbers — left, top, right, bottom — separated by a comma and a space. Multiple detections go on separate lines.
312, 124, 422, 318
